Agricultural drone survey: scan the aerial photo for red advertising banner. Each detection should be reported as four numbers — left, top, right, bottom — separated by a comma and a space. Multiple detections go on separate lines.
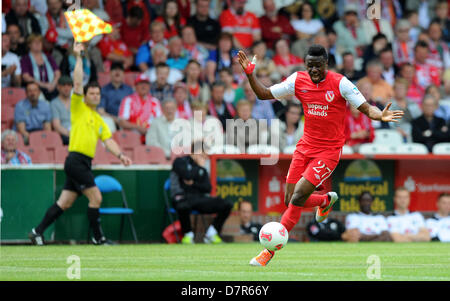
395, 160, 450, 211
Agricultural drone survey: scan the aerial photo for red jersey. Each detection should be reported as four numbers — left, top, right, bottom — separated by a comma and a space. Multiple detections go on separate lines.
270, 71, 366, 150
118, 92, 162, 129
219, 9, 261, 49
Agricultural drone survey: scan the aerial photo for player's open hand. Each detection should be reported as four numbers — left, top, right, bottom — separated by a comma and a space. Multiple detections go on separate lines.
120, 154, 132, 166
237, 50, 256, 75
381, 103, 404, 123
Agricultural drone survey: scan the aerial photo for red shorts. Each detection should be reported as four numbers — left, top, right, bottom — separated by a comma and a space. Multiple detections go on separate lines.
286, 141, 342, 187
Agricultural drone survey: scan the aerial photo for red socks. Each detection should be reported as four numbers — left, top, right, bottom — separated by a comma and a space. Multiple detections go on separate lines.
280, 194, 329, 232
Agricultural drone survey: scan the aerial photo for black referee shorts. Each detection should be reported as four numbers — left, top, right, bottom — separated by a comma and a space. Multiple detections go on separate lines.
63, 152, 96, 194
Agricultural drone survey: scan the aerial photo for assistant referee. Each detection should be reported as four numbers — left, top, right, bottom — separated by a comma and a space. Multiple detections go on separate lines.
29, 42, 132, 245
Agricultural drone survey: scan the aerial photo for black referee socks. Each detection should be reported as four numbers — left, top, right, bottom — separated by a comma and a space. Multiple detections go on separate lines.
87, 207, 104, 241
35, 203, 64, 234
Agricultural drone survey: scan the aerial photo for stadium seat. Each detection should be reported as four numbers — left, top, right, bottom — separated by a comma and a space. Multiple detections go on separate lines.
94, 175, 138, 243
163, 177, 207, 243
373, 129, 404, 145
282, 145, 296, 154
133, 145, 167, 164
207, 144, 241, 154
359, 143, 396, 155
96, 72, 110, 87
432, 143, 450, 155
92, 142, 121, 165
342, 145, 354, 155
54, 146, 69, 164
23, 146, 52, 163
1, 105, 15, 130
29, 130, 63, 148
396, 143, 429, 154
247, 144, 280, 154
113, 130, 142, 148
124, 72, 139, 87
2, 87, 26, 106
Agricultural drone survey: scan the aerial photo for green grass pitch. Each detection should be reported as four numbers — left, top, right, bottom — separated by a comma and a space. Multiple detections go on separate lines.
1, 242, 449, 281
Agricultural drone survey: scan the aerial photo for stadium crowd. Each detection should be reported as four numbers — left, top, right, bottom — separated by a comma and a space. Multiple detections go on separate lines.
2, 0, 450, 165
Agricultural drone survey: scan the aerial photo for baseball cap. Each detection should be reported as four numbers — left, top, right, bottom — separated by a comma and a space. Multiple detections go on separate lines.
58, 75, 73, 85
135, 73, 151, 85
45, 28, 58, 43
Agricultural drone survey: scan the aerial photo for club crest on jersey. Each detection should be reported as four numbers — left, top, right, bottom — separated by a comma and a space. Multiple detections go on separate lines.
325, 90, 335, 102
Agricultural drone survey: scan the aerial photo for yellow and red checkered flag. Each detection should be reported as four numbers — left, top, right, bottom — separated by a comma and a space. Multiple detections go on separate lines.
64, 9, 112, 42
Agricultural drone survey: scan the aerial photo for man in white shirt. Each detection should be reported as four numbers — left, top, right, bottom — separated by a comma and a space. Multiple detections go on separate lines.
387, 187, 431, 242
2, 33, 21, 87
426, 193, 450, 242
342, 191, 392, 242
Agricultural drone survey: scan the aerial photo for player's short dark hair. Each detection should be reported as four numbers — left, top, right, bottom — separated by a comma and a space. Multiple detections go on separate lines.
128, 5, 144, 19
155, 62, 169, 70
211, 81, 226, 89
359, 191, 374, 202
342, 51, 354, 58
438, 192, 450, 200
84, 82, 101, 94
187, 59, 201, 68
306, 44, 328, 62
414, 40, 429, 50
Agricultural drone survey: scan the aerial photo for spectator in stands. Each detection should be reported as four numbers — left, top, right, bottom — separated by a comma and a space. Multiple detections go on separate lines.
333, 3, 368, 58
180, 25, 209, 68
208, 81, 236, 130
60, 40, 97, 87
170, 140, 233, 244
146, 98, 178, 159
43, 27, 64, 67
146, 43, 183, 85
120, 5, 150, 55
226, 99, 262, 152
172, 81, 192, 120
307, 212, 345, 242
45, 0, 72, 50
241, 77, 275, 124
238, 200, 262, 242
426, 85, 450, 123
279, 102, 304, 151
357, 60, 394, 106
412, 95, 449, 152
405, 10, 421, 43
218, 68, 237, 104
379, 47, 397, 87
155, 0, 186, 40
251, 40, 280, 83
434, 0, 450, 44
357, 79, 390, 130
5, 0, 41, 37
183, 59, 210, 104
190, 100, 224, 145
187, 0, 221, 50
398, 62, 422, 106
205, 32, 235, 84
362, 33, 389, 72
150, 62, 173, 102
14, 82, 52, 144
338, 52, 364, 83
405, 0, 438, 30
82, 0, 109, 21
50, 76, 72, 145
259, 0, 295, 50
136, 21, 167, 72
272, 39, 304, 80
360, 11, 394, 44
166, 35, 188, 71
98, 62, 133, 127
392, 19, 415, 65
290, 2, 324, 42
97, 23, 133, 71
219, 0, 261, 50
413, 41, 441, 101
387, 187, 431, 242
390, 78, 422, 142
118, 73, 162, 139
2, 32, 21, 87
1, 130, 32, 165
6, 23, 27, 57
103, 0, 123, 24
341, 191, 392, 242
427, 20, 450, 71
426, 193, 450, 242
21, 34, 61, 101
344, 101, 375, 152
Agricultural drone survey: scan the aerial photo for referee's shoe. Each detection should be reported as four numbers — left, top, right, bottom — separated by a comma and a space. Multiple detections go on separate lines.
28, 228, 45, 246
91, 236, 117, 245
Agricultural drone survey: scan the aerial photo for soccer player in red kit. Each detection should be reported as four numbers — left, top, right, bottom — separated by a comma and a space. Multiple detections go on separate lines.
237, 45, 404, 266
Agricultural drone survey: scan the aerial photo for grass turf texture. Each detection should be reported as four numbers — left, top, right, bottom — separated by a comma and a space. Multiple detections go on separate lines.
1, 242, 449, 281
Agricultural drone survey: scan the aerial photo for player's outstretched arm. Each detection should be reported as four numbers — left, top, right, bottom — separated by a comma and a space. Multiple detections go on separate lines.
358, 102, 404, 123
72, 42, 84, 95
237, 50, 274, 100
